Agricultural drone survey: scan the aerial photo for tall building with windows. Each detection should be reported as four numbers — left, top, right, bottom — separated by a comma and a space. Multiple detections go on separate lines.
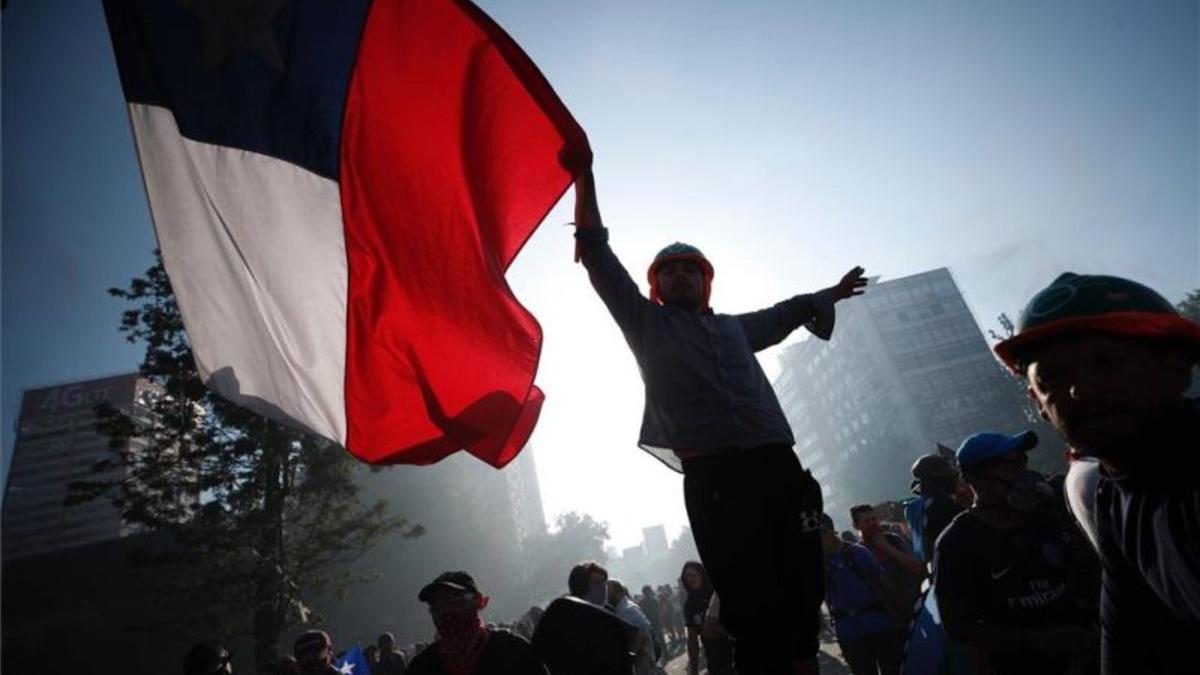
2, 373, 155, 561
775, 268, 1058, 524
504, 445, 548, 544
642, 524, 669, 556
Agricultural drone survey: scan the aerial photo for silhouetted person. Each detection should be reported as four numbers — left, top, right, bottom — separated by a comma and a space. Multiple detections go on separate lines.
375, 632, 407, 675
635, 584, 665, 662
934, 431, 1099, 675
819, 513, 903, 675
570, 155, 867, 675
364, 645, 381, 674
850, 503, 924, 621
658, 585, 683, 645
531, 561, 636, 675
184, 641, 233, 675
407, 571, 544, 675
294, 631, 340, 675
906, 453, 966, 572
608, 580, 656, 675
995, 272, 1200, 675
680, 561, 733, 675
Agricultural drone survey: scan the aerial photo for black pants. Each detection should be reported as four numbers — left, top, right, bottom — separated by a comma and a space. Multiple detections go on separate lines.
683, 445, 826, 675
702, 637, 735, 675
840, 628, 903, 675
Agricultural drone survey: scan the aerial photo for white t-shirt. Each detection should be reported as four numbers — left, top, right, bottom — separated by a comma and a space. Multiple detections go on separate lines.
1063, 458, 1103, 552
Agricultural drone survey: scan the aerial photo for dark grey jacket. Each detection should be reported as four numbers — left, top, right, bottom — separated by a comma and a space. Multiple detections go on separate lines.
576, 226, 835, 471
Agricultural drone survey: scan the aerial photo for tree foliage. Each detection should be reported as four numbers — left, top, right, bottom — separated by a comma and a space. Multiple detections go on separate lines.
1178, 289, 1200, 324
985, 312, 1016, 342
69, 253, 415, 664
522, 511, 610, 604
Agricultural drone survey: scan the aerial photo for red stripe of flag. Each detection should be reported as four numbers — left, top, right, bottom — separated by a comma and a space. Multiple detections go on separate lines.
340, 0, 588, 466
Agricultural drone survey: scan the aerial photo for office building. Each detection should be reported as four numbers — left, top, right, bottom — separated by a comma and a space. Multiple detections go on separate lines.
775, 268, 1057, 523
2, 373, 155, 560
642, 524, 669, 556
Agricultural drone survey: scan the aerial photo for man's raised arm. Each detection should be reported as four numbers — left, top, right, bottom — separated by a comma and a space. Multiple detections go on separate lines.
736, 266, 868, 352
573, 170, 651, 336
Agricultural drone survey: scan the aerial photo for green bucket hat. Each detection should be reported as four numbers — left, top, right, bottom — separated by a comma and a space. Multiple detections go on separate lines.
994, 272, 1200, 372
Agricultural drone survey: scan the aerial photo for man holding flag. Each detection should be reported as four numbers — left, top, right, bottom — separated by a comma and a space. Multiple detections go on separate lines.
569, 164, 868, 675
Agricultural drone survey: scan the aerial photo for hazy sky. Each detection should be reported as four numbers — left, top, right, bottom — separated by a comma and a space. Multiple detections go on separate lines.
3, 1, 1197, 550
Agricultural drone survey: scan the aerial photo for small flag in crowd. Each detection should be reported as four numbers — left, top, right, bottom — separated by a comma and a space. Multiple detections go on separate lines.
334, 644, 370, 675
103, 0, 590, 467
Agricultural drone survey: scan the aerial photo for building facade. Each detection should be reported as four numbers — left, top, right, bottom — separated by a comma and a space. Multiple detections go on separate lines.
2, 373, 155, 561
504, 445, 548, 545
642, 525, 669, 557
775, 269, 1059, 526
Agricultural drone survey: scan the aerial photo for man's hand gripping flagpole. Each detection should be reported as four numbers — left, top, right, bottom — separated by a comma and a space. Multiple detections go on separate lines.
561, 146, 599, 261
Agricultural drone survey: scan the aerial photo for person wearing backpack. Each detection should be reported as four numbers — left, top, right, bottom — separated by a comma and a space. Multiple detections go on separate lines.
850, 504, 925, 623
819, 513, 903, 675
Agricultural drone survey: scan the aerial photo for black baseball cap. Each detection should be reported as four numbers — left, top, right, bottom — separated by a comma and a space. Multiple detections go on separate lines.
294, 629, 331, 657
418, 571, 481, 602
910, 453, 957, 489
183, 641, 230, 675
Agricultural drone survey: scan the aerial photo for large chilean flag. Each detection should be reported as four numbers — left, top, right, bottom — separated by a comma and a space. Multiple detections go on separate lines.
104, 0, 589, 467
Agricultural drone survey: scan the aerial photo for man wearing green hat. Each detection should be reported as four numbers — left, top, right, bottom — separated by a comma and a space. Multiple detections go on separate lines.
570, 165, 867, 675
994, 272, 1200, 675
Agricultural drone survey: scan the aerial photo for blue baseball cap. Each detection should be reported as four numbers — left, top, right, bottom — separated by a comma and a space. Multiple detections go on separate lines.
956, 430, 1038, 470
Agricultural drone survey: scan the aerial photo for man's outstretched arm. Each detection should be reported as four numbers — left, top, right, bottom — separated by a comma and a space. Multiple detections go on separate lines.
573, 170, 651, 337
736, 266, 868, 351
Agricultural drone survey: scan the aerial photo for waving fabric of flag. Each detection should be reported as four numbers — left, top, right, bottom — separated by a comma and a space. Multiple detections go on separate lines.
103, 0, 589, 467
334, 644, 370, 675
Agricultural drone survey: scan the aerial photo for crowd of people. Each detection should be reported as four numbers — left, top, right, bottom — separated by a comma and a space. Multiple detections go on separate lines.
183, 161, 1200, 675
182, 561, 734, 675
567, 162, 1198, 675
